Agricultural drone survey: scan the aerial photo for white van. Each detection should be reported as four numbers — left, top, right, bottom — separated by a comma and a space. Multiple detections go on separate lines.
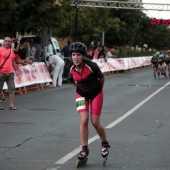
44, 37, 64, 66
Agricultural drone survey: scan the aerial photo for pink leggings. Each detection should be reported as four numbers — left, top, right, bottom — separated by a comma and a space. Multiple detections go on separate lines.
76, 90, 103, 115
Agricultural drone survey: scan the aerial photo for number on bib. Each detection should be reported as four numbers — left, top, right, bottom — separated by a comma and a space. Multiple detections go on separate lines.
76, 97, 86, 111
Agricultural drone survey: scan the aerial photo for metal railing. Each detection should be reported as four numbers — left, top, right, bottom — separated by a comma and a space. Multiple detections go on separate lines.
71, 0, 170, 11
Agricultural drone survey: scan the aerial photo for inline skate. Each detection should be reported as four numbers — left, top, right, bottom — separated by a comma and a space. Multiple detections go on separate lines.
101, 141, 110, 166
76, 148, 89, 168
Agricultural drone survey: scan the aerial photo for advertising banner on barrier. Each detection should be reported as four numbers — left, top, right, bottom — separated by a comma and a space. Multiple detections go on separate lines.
3, 57, 151, 90
107, 58, 125, 71
93, 56, 151, 73
3, 63, 52, 90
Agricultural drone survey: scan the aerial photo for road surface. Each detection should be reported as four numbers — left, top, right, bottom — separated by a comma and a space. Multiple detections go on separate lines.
0, 66, 170, 170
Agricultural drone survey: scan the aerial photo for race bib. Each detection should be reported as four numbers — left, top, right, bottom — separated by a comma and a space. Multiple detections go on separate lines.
76, 97, 86, 111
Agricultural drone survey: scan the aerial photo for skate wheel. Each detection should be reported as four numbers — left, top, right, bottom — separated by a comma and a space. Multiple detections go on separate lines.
103, 157, 107, 166
76, 160, 81, 168
76, 158, 88, 168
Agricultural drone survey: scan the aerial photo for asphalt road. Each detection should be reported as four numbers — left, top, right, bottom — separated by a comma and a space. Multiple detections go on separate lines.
0, 66, 170, 170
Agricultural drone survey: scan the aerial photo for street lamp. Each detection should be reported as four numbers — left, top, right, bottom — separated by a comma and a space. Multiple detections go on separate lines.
74, 0, 79, 42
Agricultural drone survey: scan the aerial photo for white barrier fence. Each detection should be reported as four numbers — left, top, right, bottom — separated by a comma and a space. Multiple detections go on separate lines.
3, 62, 52, 90
2, 56, 152, 90
92, 56, 152, 73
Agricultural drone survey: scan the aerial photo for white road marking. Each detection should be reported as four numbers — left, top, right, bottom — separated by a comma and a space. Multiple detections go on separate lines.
106, 81, 170, 128
49, 81, 170, 167
54, 135, 100, 164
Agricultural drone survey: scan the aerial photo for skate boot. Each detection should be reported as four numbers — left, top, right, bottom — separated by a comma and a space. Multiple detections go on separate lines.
101, 141, 110, 166
76, 148, 89, 168
154, 74, 156, 78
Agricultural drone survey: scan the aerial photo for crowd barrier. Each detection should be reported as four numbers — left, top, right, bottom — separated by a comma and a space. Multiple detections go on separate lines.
3, 62, 52, 91
2, 56, 152, 92
92, 56, 152, 73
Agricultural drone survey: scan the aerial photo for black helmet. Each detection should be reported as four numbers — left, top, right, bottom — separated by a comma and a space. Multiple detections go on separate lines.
69, 42, 87, 55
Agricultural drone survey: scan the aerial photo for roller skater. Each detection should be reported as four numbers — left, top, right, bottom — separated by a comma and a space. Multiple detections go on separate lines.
151, 53, 159, 78
101, 141, 110, 166
68, 42, 110, 167
157, 51, 167, 78
76, 147, 89, 168
165, 50, 170, 78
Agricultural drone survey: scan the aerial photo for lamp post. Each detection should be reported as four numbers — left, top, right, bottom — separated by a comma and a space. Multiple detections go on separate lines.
74, 1, 78, 42
101, 31, 105, 46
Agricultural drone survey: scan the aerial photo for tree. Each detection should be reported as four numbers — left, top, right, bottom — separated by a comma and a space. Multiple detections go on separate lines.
0, 0, 20, 37
16, 0, 60, 35
55, 0, 121, 45
0, 0, 60, 37
1, 0, 169, 53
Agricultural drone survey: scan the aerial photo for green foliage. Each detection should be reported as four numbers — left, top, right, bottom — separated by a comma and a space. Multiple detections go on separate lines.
126, 50, 153, 58
0, 0, 59, 37
0, 0, 170, 53
0, 0, 19, 36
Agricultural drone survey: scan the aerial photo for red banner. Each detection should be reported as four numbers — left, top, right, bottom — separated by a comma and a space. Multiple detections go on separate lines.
151, 18, 170, 26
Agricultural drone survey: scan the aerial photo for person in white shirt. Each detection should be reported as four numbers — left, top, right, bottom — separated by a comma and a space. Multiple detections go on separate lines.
106, 48, 116, 59
0, 39, 4, 47
49, 54, 64, 87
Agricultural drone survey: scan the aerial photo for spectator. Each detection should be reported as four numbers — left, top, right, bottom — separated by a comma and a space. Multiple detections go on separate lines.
11, 36, 20, 54
62, 39, 73, 83
32, 36, 42, 62
106, 48, 116, 59
62, 39, 72, 58
92, 42, 101, 59
21, 40, 31, 59
98, 46, 106, 59
0, 36, 18, 110
62, 40, 72, 81
86, 45, 94, 60
48, 54, 65, 87
18, 40, 34, 65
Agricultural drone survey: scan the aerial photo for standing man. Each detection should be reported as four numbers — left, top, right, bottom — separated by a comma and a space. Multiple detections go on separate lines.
62, 39, 72, 58
0, 36, 17, 110
32, 36, 42, 62
62, 40, 72, 82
